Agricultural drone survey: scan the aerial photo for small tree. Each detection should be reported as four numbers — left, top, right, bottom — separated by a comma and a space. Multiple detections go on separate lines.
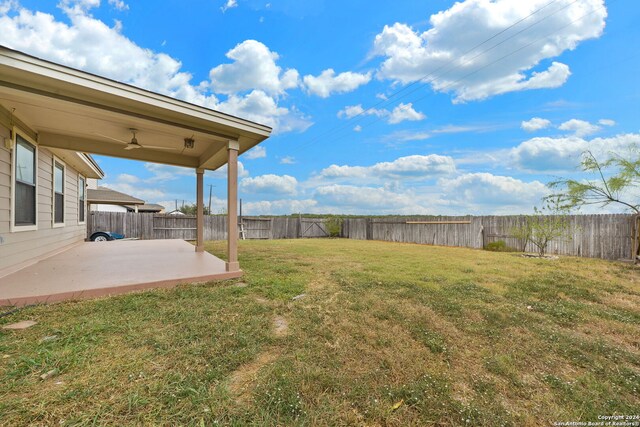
510, 216, 533, 252
527, 197, 573, 257
548, 148, 639, 214
325, 217, 343, 237
178, 203, 211, 215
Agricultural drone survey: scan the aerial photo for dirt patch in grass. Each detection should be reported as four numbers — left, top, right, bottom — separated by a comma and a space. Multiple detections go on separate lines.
273, 316, 289, 337
227, 348, 281, 401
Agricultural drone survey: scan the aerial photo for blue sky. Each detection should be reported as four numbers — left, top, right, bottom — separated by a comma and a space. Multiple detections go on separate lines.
1, 0, 638, 214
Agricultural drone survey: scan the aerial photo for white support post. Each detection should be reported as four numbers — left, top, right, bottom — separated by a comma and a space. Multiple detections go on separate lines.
196, 168, 205, 252
226, 140, 240, 271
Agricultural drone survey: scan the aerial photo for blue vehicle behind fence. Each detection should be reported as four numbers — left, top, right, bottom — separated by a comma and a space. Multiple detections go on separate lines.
89, 231, 125, 242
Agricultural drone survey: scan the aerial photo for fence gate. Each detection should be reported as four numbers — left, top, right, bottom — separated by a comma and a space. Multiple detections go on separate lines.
300, 219, 329, 238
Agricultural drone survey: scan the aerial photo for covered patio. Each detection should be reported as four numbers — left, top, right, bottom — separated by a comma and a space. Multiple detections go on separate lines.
0, 46, 271, 305
0, 240, 239, 307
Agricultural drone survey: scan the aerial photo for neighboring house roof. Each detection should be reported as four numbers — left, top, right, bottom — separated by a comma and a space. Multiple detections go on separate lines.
125, 204, 165, 213
87, 187, 144, 206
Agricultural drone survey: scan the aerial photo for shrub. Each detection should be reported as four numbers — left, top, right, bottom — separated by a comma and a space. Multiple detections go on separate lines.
485, 240, 514, 252
325, 217, 343, 237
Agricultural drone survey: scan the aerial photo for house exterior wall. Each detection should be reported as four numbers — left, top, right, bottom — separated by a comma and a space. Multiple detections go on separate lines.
0, 124, 88, 273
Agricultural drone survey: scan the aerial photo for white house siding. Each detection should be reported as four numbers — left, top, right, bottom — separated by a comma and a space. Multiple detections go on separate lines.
0, 128, 87, 272
0, 130, 10, 236
90, 204, 127, 213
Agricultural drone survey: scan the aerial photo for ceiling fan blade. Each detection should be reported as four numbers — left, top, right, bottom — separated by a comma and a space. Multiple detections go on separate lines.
94, 133, 129, 144
123, 144, 141, 150
141, 144, 179, 151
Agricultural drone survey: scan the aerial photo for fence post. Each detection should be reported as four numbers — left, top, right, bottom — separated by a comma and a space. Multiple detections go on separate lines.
631, 215, 640, 264
366, 218, 373, 240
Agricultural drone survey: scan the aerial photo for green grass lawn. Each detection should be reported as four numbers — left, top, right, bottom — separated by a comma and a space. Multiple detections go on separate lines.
1, 239, 639, 426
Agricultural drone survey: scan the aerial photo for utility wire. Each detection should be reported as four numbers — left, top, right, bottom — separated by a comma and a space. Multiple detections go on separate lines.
344, 0, 612, 138
289, 0, 602, 156
290, 0, 568, 154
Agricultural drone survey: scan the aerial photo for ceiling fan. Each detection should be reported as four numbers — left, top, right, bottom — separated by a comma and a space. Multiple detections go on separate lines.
96, 128, 178, 151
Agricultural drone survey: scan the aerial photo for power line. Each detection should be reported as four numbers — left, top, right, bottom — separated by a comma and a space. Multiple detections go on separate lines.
348, 0, 612, 136
290, 0, 569, 155
289, 0, 605, 156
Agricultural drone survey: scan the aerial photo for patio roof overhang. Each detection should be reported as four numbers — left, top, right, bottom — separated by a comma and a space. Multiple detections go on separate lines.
0, 45, 272, 170
0, 45, 271, 274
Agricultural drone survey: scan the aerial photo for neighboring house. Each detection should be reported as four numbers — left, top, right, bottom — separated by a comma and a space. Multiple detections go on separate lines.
87, 185, 144, 213
167, 209, 186, 216
86, 179, 165, 213
125, 204, 165, 213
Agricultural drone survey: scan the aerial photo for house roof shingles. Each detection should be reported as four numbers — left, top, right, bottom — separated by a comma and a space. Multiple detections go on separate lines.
87, 187, 144, 205
125, 204, 165, 213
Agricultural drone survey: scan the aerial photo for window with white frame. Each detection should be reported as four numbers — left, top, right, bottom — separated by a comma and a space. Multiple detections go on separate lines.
78, 176, 86, 223
53, 159, 65, 225
14, 134, 37, 227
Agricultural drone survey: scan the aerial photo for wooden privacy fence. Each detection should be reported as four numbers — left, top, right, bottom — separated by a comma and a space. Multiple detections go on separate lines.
89, 212, 637, 261
88, 212, 329, 241
343, 214, 637, 261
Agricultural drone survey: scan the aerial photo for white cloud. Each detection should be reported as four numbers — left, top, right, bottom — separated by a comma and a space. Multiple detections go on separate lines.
372, 0, 606, 102
598, 119, 616, 127
558, 119, 601, 137
209, 40, 299, 95
303, 69, 372, 98
337, 104, 386, 119
280, 156, 296, 164
0, 6, 206, 103
116, 173, 140, 184
319, 154, 456, 181
102, 183, 166, 202
0, 6, 310, 134
314, 184, 431, 215
511, 133, 640, 172
521, 117, 551, 132
243, 145, 267, 159
353, 125, 362, 132
143, 161, 250, 182
237, 170, 555, 216
439, 173, 548, 213
144, 163, 192, 183
385, 130, 431, 142
207, 161, 249, 179
337, 102, 425, 124
221, 0, 237, 12
58, 0, 101, 14
101, 175, 166, 201
243, 199, 317, 215
0, 0, 18, 14
108, 0, 128, 11
388, 102, 426, 124
217, 90, 312, 134
240, 174, 298, 195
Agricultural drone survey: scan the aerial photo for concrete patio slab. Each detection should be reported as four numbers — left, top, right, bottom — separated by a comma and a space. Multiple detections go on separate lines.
0, 240, 241, 307
2, 320, 38, 330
